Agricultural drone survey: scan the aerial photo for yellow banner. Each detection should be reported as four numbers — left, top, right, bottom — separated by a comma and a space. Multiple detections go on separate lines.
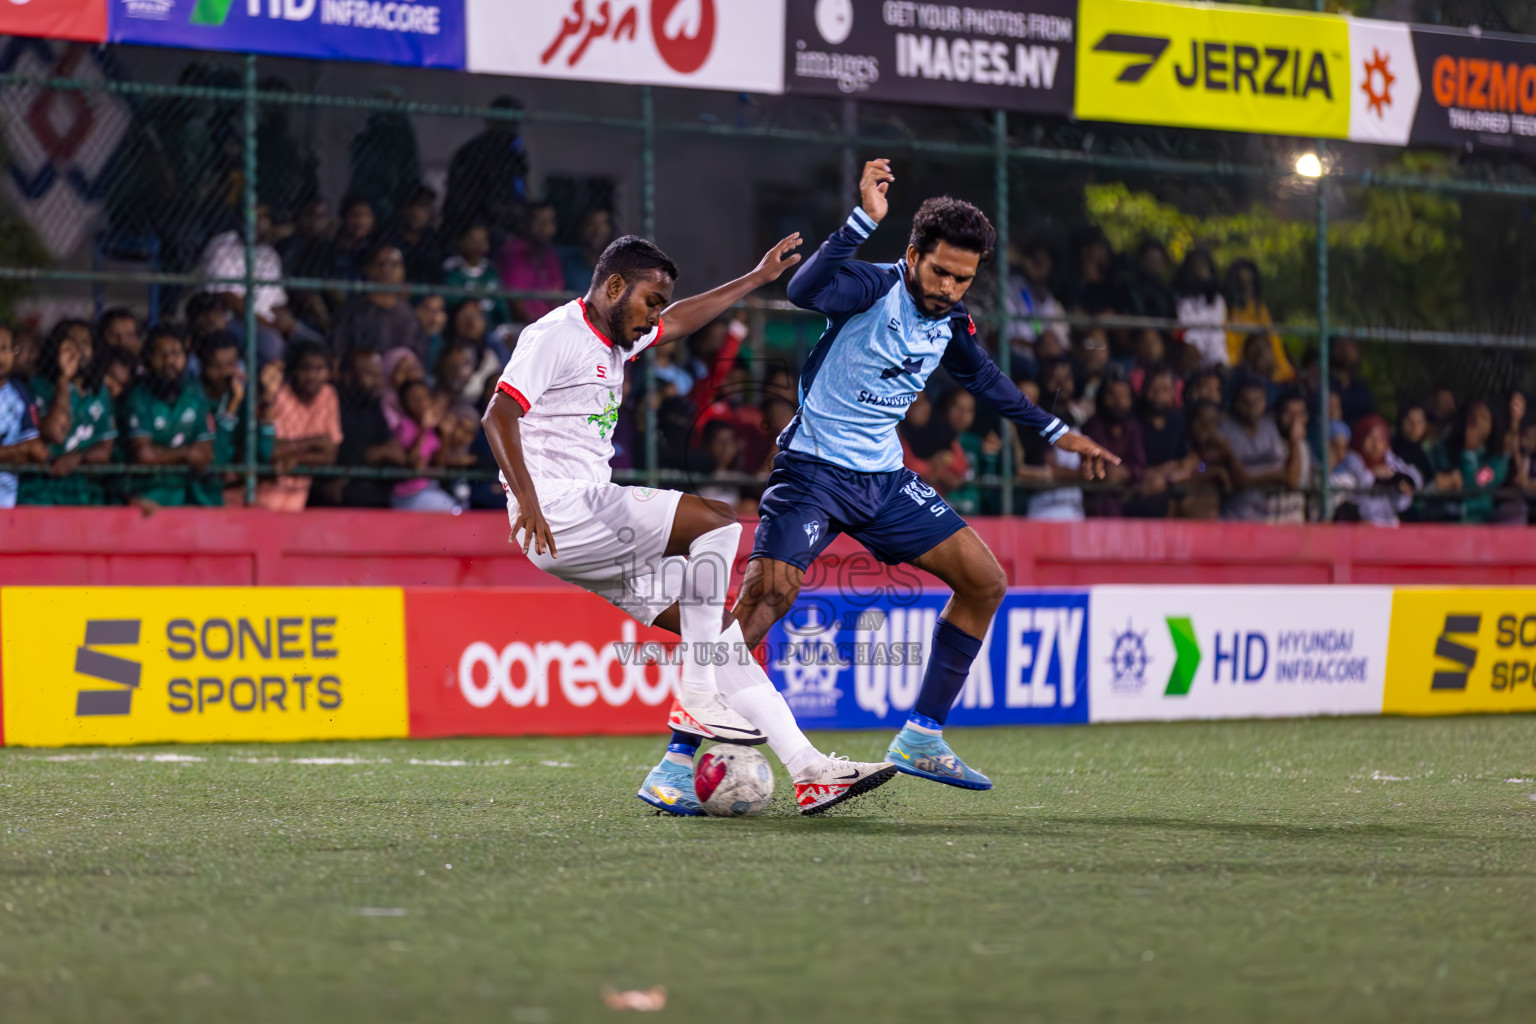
1384, 589, 1536, 715
1076, 0, 1350, 139
1, 588, 408, 747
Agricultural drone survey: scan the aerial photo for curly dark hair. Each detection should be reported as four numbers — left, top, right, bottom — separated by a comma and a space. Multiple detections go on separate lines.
909, 196, 996, 260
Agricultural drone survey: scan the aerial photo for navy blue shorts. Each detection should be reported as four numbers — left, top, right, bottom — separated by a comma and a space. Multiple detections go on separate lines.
750, 451, 968, 570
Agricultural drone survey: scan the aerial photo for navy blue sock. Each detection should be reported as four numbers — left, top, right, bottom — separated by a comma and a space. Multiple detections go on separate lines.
668, 731, 702, 753
911, 618, 984, 726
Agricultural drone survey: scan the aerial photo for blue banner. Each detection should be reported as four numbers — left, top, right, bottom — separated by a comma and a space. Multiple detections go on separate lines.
764, 589, 1090, 729
111, 0, 464, 69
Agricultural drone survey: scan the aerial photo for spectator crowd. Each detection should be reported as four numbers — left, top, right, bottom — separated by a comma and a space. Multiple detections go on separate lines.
2, 117, 1534, 527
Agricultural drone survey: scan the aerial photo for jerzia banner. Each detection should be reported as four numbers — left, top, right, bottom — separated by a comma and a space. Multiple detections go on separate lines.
784, 0, 1076, 114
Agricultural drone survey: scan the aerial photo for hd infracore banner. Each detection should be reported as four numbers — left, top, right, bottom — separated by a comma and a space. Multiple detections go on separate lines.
110, 0, 466, 69
784, 0, 1075, 114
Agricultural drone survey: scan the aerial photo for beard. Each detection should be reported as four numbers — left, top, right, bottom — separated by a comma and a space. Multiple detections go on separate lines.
146, 369, 184, 404
904, 268, 955, 317
604, 283, 646, 352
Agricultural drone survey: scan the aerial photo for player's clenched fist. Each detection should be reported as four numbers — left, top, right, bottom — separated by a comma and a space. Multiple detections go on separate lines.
860, 158, 894, 224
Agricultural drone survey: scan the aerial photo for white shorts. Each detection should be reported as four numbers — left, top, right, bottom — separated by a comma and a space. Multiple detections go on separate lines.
512, 483, 685, 626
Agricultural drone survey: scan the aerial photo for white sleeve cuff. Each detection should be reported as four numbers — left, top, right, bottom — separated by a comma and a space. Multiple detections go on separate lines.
1042, 418, 1069, 445
846, 207, 878, 239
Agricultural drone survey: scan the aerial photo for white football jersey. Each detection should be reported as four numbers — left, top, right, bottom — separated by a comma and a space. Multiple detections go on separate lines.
495, 299, 661, 523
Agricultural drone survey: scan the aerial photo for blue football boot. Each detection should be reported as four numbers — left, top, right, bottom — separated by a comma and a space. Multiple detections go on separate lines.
884, 724, 993, 790
637, 757, 703, 816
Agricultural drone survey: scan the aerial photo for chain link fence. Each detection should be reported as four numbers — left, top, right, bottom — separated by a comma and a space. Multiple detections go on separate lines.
1, 38, 1533, 522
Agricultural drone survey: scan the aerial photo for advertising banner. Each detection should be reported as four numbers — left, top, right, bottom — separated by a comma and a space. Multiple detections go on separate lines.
783, 0, 1075, 114
404, 588, 684, 738
1385, 589, 1536, 715
1409, 26, 1536, 152
0, 587, 408, 747
1089, 586, 1392, 722
467, 0, 784, 94
0, 0, 108, 43
763, 589, 1090, 729
109, 0, 466, 69
1076, 0, 1351, 139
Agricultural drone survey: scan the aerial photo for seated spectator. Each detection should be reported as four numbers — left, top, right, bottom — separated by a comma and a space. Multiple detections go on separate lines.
1391, 403, 1435, 485
1118, 238, 1176, 323
651, 343, 695, 397
1174, 247, 1228, 368
1064, 228, 1116, 321
1329, 414, 1421, 525
0, 323, 46, 508
199, 203, 303, 365
443, 223, 510, 328
758, 394, 796, 474
1218, 380, 1307, 522
1424, 386, 1458, 448
185, 292, 233, 350
1082, 376, 1146, 517
101, 349, 139, 402
1430, 396, 1517, 524
11, 324, 39, 381
1075, 328, 1110, 415
560, 208, 614, 293
322, 349, 409, 509
280, 198, 338, 333
22, 319, 117, 507
391, 379, 465, 512
256, 341, 341, 512
1187, 367, 1223, 408
330, 195, 378, 285
1223, 260, 1294, 380
498, 201, 564, 325
1131, 366, 1197, 518
380, 346, 426, 431
386, 186, 445, 286
898, 391, 951, 483
414, 294, 448, 371
1185, 399, 1237, 519
1038, 357, 1092, 426
329, 244, 429, 363
1226, 333, 1281, 407
1005, 239, 1069, 371
442, 299, 506, 405
1329, 338, 1376, 424
695, 418, 745, 509
122, 325, 214, 509
1021, 361, 1086, 520
97, 308, 143, 361
1127, 329, 1177, 400
194, 331, 274, 506
432, 342, 476, 409
948, 388, 1004, 516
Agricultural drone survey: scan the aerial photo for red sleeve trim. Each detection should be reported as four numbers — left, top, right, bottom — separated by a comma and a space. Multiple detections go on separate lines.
631, 319, 663, 363
497, 380, 531, 413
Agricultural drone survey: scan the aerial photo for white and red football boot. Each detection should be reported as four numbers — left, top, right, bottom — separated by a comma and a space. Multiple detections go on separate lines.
667, 695, 766, 746
795, 754, 899, 816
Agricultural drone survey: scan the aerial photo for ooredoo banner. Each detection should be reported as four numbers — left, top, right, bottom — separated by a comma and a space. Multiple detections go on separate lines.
784, 0, 1075, 114
0, 587, 408, 747
0, 0, 108, 42
1385, 589, 1536, 715
467, 0, 784, 94
109, 0, 466, 69
764, 589, 1091, 729
404, 588, 684, 738
1088, 586, 1392, 722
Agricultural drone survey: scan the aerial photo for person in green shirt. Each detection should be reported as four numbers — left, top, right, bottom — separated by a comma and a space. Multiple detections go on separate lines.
191, 330, 275, 506
1429, 396, 1517, 524
441, 222, 510, 328
21, 319, 118, 506
123, 325, 214, 508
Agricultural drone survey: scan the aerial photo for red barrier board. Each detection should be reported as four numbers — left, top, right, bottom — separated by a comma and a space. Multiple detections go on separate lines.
0, 0, 108, 42
404, 588, 682, 738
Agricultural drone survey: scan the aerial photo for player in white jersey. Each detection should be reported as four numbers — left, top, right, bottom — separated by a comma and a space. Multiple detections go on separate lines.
482, 234, 899, 816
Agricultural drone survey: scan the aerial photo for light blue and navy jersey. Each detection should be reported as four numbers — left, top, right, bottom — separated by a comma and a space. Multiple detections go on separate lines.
781, 207, 1066, 473
0, 377, 40, 508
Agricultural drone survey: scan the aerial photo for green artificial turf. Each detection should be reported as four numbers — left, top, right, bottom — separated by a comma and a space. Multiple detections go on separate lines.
2, 717, 1535, 1023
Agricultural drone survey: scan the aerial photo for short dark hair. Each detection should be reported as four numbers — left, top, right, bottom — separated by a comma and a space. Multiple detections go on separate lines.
185, 292, 227, 327
909, 196, 996, 260
146, 323, 185, 353
97, 307, 137, 337
197, 330, 241, 363
592, 235, 678, 288
285, 339, 327, 381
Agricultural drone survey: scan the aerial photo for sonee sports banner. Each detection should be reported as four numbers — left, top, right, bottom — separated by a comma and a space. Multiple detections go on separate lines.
784, 0, 1076, 114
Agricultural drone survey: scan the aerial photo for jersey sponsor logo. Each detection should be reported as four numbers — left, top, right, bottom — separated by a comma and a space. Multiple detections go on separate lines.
803, 519, 821, 546
856, 389, 918, 409
879, 356, 924, 380
585, 391, 621, 439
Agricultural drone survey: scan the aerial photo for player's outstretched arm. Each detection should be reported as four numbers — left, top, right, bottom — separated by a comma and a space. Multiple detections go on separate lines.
656, 234, 803, 342
482, 391, 558, 558
940, 328, 1121, 479
785, 158, 894, 316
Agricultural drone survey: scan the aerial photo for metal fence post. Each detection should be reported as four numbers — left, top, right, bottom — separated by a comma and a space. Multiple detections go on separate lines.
1316, 139, 1331, 521
994, 109, 1013, 516
242, 53, 260, 506
641, 86, 660, 488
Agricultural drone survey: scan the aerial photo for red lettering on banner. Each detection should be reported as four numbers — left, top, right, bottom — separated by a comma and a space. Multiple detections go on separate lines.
541, 0, 641, 68
405, 588, 683, 738
650, 0, 714, 75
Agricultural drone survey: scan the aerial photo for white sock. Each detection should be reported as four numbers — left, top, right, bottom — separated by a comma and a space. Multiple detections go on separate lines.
678, 523, 741, 696
906, 718, 942, 736
663, 750, 693, 769
715, 622, 823, 780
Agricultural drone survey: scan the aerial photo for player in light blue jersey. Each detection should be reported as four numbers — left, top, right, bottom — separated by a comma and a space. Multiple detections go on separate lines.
640, 159, 1117, 801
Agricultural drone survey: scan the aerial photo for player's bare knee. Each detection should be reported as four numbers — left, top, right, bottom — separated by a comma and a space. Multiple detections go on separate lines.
961, 563, 1008, 612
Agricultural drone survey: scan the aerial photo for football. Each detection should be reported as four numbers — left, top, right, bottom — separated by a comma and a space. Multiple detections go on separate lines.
694, 745, 775, 817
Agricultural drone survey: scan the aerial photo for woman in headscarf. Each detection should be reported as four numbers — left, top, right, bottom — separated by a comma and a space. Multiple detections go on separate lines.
1329, 413, 1421, 525
378, 346, 425, 432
